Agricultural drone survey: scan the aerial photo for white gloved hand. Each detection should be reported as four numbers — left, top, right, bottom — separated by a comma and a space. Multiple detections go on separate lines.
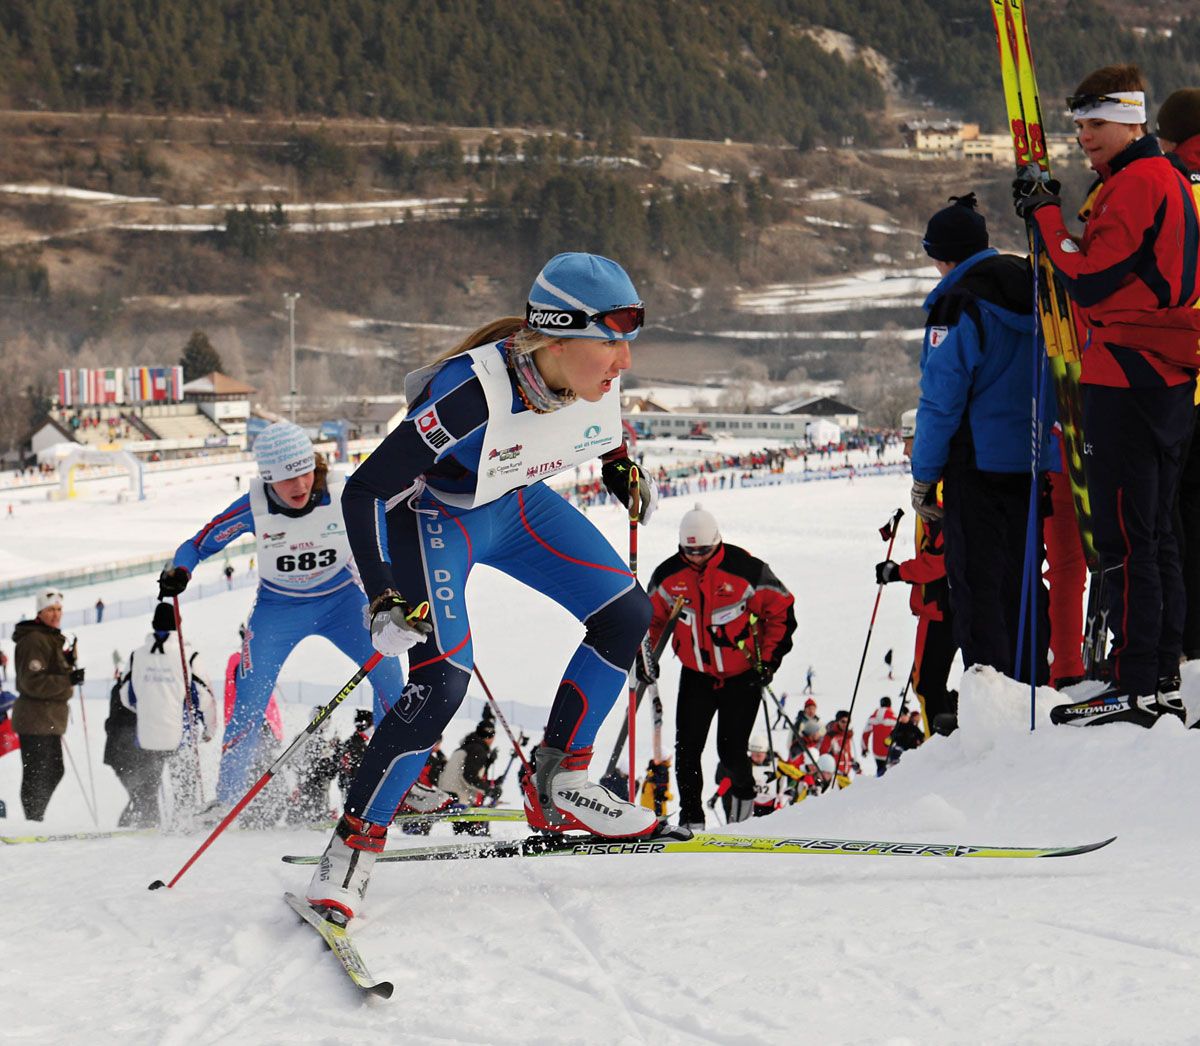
638, 475, 659, 525
368, 591, 432, 657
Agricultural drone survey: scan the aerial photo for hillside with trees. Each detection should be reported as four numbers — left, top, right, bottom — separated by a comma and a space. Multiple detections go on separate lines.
1, 0, 1198, 442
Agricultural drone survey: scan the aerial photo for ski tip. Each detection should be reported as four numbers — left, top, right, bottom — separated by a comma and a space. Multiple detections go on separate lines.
148, 879, 168, 890
369, 981, 395, 1000
1045, 835, 1117, 858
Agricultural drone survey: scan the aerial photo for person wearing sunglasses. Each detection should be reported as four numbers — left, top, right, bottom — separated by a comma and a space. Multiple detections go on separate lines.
1013, 65, 1200, 728
307, 252, 658, 919
12, 589, 84, 820
639, 504, 796, 831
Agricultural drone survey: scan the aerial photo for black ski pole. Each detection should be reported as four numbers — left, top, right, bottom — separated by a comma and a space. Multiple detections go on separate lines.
843, 507, 904, 754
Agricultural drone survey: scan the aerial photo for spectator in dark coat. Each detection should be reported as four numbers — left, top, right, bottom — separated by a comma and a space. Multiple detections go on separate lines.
13, 589, 84, 820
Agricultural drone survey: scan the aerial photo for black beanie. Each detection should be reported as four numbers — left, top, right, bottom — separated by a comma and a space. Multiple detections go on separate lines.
922, 192, 988, 263
1156, 89, 1200, 145
152, 601, 176, 632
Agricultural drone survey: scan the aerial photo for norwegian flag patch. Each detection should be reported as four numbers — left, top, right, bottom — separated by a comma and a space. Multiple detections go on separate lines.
928, 326, 949, 348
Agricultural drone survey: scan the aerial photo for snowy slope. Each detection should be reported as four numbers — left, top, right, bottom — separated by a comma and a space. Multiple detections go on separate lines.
2, 457, 1198, 1045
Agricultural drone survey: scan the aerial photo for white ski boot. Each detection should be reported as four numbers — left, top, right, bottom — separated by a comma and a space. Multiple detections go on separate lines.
306, 814, 387, 919
522, 746, 658, 837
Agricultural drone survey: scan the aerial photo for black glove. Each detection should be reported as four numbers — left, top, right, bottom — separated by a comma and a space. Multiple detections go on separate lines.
875, 560, 902, 585
1012, 168, 1061, 221
757, 664, 775, 687
601, 457, 658, 523
69, 667, 85, 686
635, 643, 659, 685
158, 566, 190, 597
483, 781, 503, 802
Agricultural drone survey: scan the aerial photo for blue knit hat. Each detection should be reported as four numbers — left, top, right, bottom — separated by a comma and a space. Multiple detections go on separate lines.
525, 252, 643, 341
254, 421, 315, 482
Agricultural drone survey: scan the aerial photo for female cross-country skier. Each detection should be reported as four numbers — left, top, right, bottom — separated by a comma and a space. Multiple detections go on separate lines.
157, 421, 407, 819
306, 252, 659, 917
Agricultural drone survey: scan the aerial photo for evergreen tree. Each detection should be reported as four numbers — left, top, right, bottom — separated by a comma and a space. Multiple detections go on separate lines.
180, 329, 223, 382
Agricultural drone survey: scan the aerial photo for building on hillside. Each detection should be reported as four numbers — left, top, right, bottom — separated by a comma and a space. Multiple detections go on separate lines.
336, 399, 406, 440
901, 120, 1075, 164
182, 371, 256, 448
770, 395, 861, 430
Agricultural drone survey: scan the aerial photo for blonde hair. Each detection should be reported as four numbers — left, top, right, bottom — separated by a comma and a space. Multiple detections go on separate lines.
430, 317, 560, 364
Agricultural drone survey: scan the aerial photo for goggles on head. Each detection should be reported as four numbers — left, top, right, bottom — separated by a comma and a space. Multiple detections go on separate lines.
679, 543, 716, 558
1067, 91, 1146, 123
526, 302, 645, 337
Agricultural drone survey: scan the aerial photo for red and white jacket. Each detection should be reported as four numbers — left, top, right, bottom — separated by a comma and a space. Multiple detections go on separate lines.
862, 705, 896, 760
647, 543, 796, 682
1033, 134, 1200, 388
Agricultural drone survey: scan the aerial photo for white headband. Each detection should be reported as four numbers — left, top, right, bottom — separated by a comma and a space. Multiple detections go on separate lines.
1071, 91, 1146, 124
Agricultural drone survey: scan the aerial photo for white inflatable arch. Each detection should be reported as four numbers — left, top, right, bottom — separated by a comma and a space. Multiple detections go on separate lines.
38, 444, 145, 501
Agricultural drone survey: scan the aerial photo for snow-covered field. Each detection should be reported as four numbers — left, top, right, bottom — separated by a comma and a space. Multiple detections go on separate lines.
2, 450, 1198, 1045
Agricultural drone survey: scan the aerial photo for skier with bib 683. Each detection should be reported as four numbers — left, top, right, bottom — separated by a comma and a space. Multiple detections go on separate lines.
158, 421, 407, 821
305, 252, 661, 919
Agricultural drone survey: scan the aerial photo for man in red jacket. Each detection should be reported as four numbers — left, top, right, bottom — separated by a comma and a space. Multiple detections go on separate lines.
861, 697, 896, 777
1015, 66, 1200, 727
641, 504, 796, 830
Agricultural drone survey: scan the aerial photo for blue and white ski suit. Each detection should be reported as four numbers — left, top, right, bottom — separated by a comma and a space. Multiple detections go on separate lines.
171, 474, 406, 802
340, 339, 650, 824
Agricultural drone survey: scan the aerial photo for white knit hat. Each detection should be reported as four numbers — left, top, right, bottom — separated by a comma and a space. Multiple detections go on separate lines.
679, 503, 720, 548
254, 421, 315, 482
901, 408, 918, 439
35, 589, 64, 613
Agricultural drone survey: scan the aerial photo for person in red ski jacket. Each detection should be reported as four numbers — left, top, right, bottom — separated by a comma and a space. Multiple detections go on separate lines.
876, 410, 959, 733
1015, 66, 1200, 727
819, 711, 859, 777
642, 504, 796, 830
861, 698, 896, 777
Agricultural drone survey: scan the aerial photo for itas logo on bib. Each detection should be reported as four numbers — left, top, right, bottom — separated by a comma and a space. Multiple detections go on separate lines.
414, 407, 452, 452
526, 459, 563, 478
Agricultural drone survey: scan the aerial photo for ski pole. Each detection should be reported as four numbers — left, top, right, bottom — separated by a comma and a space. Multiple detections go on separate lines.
148, 605, 428, 890
471, 664, 532, 777
602, 595, 685, 790
488, 730, 529, 806
170, 597, 205, 801
70, 636, 100, 820
844, 507, 904, 743
62, 735, 98, 825
626, 466, 641, 802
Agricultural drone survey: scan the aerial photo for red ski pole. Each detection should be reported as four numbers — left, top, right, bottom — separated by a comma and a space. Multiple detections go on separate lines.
472, 663, 532, 776
149, 602, 427, 890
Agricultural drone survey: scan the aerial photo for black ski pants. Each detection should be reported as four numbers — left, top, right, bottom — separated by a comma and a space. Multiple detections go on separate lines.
1083, 383, 1193, 695
19, 733, 64, 821
912, 613, 958, 725
1174, 404, 1200, 660
942, 466, 1049, 685
112, 751, 169, 827
674, 667, 760, 825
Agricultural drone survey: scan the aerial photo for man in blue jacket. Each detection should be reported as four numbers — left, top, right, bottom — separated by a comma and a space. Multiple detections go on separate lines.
910, 193, 1052, 686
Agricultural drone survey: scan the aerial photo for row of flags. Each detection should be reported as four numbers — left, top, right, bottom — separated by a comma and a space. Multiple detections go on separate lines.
57, 366, 185, 407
